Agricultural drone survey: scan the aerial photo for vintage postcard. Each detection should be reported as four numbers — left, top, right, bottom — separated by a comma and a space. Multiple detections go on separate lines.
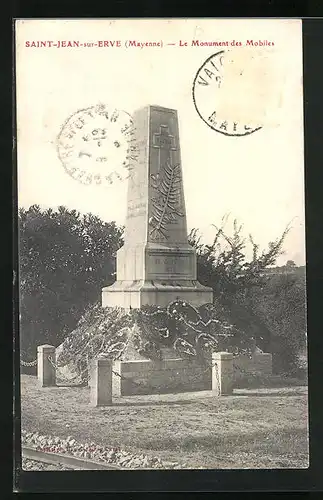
15, 18, 308, 475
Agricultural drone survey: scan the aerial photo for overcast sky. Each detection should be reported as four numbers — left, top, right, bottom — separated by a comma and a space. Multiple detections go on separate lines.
16, 19, 305, 265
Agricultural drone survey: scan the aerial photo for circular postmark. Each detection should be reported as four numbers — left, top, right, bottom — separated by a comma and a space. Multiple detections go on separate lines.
56, 104, 139, 186
192, 50, 263, 137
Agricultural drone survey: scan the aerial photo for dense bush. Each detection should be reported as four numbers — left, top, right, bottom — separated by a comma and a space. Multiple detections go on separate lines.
18, 205, 123, 362
248, 272, 307, 374
188, 215, 307, 374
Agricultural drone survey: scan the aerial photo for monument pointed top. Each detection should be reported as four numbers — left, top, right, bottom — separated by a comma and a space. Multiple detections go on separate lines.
141, 104, 178, 114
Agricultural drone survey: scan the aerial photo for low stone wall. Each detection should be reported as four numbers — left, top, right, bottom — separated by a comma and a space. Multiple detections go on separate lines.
232, 353, 273, 381
112, 358, 211, 396
112, 352, 272, 396
37, 345, 272, 401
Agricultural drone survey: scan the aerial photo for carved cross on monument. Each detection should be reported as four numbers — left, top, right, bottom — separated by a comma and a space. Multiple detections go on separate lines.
152, 125, 177, 173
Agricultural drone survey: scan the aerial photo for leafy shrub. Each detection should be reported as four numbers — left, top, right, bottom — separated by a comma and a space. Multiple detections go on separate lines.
189, 215, 307, 374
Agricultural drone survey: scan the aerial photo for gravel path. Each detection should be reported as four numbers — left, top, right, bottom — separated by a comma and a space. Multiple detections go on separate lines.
21, 430, 181, 469
22, 457, 82, 471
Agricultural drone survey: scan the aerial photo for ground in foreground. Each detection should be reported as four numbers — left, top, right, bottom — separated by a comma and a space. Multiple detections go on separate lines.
20, 375, 309, 469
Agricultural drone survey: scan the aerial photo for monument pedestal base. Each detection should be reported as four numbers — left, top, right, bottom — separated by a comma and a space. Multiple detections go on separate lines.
102, 279, 213, 309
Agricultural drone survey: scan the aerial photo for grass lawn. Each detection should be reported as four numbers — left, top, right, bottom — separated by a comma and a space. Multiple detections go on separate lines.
20, 375, 309, 469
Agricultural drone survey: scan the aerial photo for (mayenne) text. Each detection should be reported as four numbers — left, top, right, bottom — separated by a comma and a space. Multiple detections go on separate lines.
24, 39, 274, 49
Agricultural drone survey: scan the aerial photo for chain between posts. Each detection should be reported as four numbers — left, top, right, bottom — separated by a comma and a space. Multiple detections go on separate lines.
20, 358, 37, 367
233, 361, 262, 381
47, 355, 89, 384
111, 356, 222, 393
196, 357, 221, 396
28, 348, 229, 393
212, 361, 221, 396
233, 362, 249, 375
19, 349, 229, 393
111, 369, 149, 389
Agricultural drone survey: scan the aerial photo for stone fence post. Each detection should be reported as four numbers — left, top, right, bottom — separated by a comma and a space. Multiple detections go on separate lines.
90, 357, 113, 407
37, 344, 56, 387
212, 352, 233, 396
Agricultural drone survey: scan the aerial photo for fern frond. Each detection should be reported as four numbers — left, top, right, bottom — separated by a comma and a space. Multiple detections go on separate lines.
149, 161, 184, 240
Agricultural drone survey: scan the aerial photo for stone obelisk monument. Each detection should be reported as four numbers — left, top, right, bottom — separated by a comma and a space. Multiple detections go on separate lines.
102, 105, 213, 309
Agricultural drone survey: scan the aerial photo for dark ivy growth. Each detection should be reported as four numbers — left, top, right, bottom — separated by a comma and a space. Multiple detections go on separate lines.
56, 299, 254, 380
133, 300, 253, 359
